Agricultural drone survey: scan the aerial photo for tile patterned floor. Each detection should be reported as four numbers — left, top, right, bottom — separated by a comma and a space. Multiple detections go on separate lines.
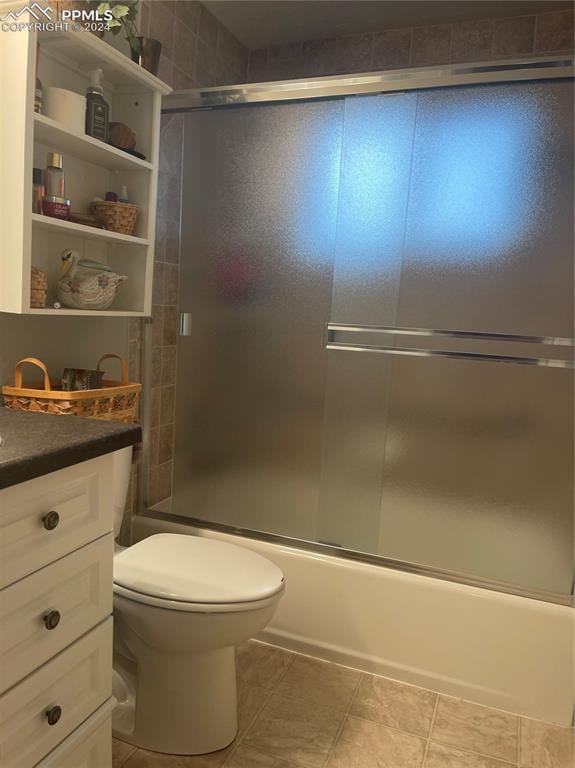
113, 640, 574, 768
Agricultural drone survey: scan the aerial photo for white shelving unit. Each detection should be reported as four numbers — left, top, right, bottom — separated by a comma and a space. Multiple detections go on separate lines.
0, 16, 171, 316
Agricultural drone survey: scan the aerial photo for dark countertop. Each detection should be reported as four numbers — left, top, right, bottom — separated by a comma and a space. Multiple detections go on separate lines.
0, 409, 141, 490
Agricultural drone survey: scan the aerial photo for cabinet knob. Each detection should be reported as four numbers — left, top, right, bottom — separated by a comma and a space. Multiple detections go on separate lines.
44, 610, 61, 631
43, 511, 60, 531
45, 706, 62, 726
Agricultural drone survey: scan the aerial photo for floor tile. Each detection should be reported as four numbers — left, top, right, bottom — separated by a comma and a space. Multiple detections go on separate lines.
350, 673, 437, 737
425, 741, 516, 767
225, 745, 300, 766
326, 715, 426, 768
123, 747, 228, 767
236, 641, 295, 690
243, 693, 345, 768
520, 717, 574, 768
237, 680, 271, 737
432, 697, 518, 763
276, 654, 361, 712
113, 738, 136, 767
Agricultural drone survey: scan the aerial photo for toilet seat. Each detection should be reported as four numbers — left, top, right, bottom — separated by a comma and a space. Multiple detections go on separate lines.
113, 534, 285, 613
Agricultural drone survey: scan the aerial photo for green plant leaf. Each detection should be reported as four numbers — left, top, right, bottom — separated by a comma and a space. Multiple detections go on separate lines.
111, 5, 130, 19
108, 18, 122, 28
97, 1, 110, 14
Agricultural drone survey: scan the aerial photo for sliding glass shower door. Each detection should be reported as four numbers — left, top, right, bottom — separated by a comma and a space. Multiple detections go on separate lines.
173, 79, 574, 599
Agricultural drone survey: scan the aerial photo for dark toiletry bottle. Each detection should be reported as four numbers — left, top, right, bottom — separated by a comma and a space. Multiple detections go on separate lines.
85, 68, 109, 142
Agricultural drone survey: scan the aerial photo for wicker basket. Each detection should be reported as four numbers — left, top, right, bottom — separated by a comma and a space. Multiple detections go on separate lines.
2, 354, 141, 423
91, 201, 139, 236
30, 266, 48, 308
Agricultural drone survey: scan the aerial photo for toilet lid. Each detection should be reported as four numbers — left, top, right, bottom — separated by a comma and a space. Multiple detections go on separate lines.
113, 534, 285, 604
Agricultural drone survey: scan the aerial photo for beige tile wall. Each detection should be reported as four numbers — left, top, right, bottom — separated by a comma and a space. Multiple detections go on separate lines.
140, 0, 249, 89
126, 3, 573, 533
247, 9, 574, 81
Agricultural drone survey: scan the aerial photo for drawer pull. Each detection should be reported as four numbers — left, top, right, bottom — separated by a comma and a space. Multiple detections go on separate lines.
43, 511, 60, 531
44, 610, 61, 630
45, 705, 62, 726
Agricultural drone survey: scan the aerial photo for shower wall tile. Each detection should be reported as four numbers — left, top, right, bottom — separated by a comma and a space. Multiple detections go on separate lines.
451, 20, 493, 62
162, 305, 178, 346
303, 37, 338, 76
334, 32, 373, 73
139, 0, 249, 90
174, 0, 200, 35
161, 346, 177, 386
372, 27, 412, 70
412, 24, 452, 66
158, 424, 174, 464
247, 9, 573, 82
535, 10, 574, 53
492, 15, 536, 57
268, 42, 306, 80
248, 47, 269, 82
173, 19, 197, 77
148, 460, 173, 507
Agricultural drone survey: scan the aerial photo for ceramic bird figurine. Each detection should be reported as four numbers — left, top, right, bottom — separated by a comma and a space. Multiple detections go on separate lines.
58, 249, 128, 310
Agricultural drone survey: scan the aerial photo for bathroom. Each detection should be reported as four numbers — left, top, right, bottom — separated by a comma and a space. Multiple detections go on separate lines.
0, 0, 573, 766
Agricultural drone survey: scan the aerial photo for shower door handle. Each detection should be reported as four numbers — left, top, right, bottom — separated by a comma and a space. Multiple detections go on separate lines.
179, 313, 192, 336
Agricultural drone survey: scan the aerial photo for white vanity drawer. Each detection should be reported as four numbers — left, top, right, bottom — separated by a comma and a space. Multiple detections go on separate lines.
36, 699, 113, 768
0, 454, 113, 589
0, 535, 113, 694
0, 618, 112, 768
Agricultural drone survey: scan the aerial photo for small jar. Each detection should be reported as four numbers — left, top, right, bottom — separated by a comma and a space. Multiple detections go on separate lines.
42, 195, 71, 220
44, 152, 65, 198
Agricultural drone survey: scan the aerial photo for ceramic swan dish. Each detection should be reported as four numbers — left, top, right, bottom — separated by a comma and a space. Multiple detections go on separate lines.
58, 249, 128, 310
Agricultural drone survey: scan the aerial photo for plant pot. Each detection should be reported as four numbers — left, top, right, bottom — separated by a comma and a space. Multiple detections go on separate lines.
130, 37, 162, 76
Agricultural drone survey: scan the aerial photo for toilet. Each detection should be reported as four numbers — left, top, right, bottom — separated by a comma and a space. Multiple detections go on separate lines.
110, 448, 285, 755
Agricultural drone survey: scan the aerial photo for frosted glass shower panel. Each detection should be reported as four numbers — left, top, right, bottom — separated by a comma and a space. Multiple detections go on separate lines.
319, 93, 417, 550
377, 353, 574, 594
173, 101, 344, 539
396, 81, 574, 336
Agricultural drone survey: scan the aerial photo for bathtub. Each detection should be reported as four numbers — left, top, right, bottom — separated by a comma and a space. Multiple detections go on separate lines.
133, 514, 574, 726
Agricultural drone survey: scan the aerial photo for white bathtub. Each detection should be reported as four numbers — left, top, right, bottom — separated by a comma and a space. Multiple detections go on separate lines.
133, 515, 574, 726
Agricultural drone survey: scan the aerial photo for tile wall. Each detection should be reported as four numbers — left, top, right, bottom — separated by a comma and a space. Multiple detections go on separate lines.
247, 9, 574, 81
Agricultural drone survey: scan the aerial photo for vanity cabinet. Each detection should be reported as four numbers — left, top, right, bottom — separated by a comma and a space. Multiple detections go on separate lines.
0, 453, 116, 767
0, 8, 171, 316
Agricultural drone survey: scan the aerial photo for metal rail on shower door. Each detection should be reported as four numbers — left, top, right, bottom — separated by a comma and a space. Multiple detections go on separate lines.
325, 324, 575, 369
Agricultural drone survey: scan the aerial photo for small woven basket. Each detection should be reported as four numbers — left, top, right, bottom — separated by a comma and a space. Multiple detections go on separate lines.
2, 354, 141, 423
91, 201, 139, 236
30, 266, 48, 308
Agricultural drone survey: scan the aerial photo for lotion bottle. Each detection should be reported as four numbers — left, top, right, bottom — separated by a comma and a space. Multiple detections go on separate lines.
85, 68, 109, 142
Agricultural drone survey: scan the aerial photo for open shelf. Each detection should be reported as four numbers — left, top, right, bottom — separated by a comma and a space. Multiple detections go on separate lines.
28, 308, 147, 316
32, 213, 149, 247
37, 28, 172, 94
34, 114, 153, 172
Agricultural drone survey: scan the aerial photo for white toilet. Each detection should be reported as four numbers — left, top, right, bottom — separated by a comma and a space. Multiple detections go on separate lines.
110, 448, 285, 755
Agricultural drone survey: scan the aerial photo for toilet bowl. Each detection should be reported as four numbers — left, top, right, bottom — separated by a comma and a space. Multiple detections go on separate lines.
110, 448, 285, 755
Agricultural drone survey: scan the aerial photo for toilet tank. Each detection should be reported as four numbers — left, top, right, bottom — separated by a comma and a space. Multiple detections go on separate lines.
113, 446, 133, 540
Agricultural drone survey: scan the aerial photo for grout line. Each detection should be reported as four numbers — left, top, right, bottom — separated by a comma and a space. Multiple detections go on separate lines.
429, 735, 519, 765
421, 695, 439, 767
222, 685, 274, 766
321, 671, 365, 767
